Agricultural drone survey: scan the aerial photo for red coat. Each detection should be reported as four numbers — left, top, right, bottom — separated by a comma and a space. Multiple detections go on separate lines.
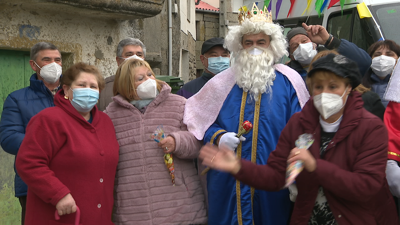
16, 90, 119, 225
234, 92, 399, 225
385, 101, 400, 162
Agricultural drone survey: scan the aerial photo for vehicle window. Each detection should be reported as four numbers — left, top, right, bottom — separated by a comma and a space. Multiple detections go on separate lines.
327, 9, 353, 42
352, 9, 375, 52
327, 8, 377, 52
371, 3, 400, 44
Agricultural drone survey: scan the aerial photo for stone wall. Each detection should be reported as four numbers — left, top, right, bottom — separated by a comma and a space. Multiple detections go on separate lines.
0, 4, 146, 77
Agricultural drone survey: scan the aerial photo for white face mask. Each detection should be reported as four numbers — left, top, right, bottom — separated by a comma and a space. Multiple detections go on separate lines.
371, 55, 396, 78
34, 62, 62, 84
293, 42, 317, 65
123, 55, 144, 61
136, 79, 157, 99
313, 87, 348, 120
247, 47, 265, 56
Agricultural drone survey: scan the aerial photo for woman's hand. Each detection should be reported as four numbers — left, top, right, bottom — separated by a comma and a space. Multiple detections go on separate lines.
287, 147, 317, 172
199, 143, 241, 174
158, 136, 176, 153
56, 193, 77, 216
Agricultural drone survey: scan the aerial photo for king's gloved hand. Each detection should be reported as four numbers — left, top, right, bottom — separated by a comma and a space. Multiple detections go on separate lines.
218, 132, 246, 151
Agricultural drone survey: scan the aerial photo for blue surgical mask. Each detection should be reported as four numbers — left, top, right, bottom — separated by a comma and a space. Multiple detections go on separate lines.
70, 88, 99, 113
206, 56, 230, 75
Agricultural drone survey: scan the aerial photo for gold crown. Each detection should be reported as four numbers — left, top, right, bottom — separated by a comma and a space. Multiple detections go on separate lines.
238, 3, 273, 25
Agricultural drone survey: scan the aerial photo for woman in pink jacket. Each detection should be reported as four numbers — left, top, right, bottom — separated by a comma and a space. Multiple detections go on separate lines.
199, 52, 399, 225
105, 58, 207, 225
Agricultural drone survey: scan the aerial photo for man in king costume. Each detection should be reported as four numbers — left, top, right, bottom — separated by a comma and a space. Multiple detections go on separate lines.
183, 3, 309, 225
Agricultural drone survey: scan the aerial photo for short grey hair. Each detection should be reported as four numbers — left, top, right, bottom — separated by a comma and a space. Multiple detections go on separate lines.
116, 38, 146, 58
30, 42, 59, 61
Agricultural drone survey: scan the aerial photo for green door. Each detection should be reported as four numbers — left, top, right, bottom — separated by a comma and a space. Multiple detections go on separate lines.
0, 49, 32, 225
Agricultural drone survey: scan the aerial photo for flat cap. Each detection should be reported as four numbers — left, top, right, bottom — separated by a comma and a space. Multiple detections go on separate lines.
308, 54, 361, 88
201, 37, 225, 55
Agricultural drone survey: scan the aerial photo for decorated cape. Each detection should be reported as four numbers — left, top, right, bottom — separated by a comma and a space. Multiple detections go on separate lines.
183, 64, 310, 140
384, 58, 400, 103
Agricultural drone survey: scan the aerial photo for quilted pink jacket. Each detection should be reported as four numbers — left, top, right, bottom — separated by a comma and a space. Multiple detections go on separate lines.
105, 84, 207, 225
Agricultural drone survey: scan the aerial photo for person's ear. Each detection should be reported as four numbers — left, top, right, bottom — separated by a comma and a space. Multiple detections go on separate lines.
62, 84, 70, 98
116, 57, 123, 66
347, 85, 352, 95
29, 60, 38, 72
200, 55, 207, 67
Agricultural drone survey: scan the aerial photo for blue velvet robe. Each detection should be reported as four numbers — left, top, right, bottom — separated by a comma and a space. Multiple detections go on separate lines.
204, 71, 302, 225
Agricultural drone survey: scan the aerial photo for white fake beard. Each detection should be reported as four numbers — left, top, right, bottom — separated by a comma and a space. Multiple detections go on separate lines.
232, 48, 276, 101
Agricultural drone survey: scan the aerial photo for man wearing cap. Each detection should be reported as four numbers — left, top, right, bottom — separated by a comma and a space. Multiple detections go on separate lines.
183, 4, 309, 225
287, 23, 371, 81
0, 42, 62, 225
177, 37, 230, 99
98, 37, 146, 111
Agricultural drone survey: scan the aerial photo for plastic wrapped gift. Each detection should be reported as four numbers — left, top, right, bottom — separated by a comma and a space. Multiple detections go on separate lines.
284, 134, 314, 188
151, 125, 175, 186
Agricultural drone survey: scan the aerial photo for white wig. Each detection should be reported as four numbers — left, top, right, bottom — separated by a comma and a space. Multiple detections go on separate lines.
224, 20, 288, 61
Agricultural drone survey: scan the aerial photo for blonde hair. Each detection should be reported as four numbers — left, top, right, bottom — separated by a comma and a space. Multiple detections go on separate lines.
353, 84, 371, 94
113, 59, 163, 101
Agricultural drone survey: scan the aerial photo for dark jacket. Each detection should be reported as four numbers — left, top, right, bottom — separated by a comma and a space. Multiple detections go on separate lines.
234, 92, 398, 225
288, 39, 372, 80
361, 91, 385, 120
0, 74, 55, 197
176, 71, 213, 99
362, 70, 390, 107
98, 75, 115, 111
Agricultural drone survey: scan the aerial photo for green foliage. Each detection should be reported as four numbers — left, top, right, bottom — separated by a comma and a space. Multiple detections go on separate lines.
0, 183, 21, 224
0, 150, 21, 224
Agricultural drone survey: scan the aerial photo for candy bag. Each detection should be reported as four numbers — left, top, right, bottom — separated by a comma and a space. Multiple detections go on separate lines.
151, 125, 175, 186
284, 133, 314, 188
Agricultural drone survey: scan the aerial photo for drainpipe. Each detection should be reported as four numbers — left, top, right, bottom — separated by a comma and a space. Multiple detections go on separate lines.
168, 0, 173, 76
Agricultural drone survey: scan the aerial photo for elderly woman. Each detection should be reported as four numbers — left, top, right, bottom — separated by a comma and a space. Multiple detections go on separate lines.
105, 59, 207, 225
199, 52, 399, 224
362, 40, 400, 107
316, 50, 385, 120
16, 62, 119, 225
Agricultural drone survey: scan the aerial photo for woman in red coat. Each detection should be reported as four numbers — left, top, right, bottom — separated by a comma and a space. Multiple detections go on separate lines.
16, 62, 119, 225
199, 52, 399, 224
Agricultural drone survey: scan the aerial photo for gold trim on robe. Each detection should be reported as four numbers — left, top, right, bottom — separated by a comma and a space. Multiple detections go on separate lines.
236, 91, 247, 225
